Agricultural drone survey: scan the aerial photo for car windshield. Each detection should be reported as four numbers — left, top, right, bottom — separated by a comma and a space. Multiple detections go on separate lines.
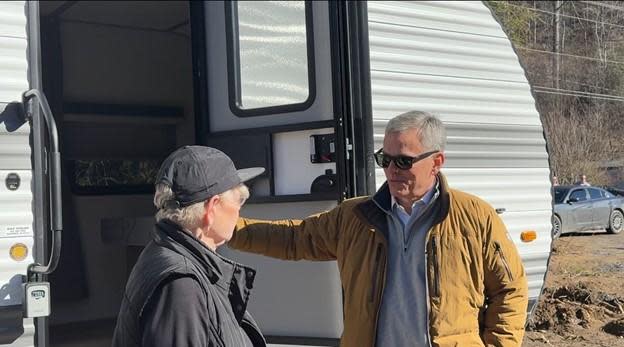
554, 187, 570, 204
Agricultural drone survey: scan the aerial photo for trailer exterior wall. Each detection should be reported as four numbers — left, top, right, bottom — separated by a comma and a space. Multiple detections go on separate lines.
367, 0, 552, 304
0, 1, 36, 346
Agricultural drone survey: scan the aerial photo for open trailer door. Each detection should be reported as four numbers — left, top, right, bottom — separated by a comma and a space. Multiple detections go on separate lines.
192, 1, 372, 345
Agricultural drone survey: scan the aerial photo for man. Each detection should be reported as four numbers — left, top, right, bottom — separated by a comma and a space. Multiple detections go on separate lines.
230, 111, 528, 347
575, 174, 591, 186
113, 146, 266, 347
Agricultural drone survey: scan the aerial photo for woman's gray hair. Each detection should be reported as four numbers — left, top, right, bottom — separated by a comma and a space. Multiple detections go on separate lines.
385, 111, 446, 151
154, 183, 250, 230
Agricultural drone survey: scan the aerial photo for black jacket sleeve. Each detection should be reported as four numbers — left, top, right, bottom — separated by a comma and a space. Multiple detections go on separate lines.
140, 276, 213, 347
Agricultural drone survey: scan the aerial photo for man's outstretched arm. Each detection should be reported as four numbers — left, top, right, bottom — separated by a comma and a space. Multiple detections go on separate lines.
229, 204, 345, 261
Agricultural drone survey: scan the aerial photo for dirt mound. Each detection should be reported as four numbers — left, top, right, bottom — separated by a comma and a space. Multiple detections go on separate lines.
527, 282, 624, 336
524, 233, 624, 347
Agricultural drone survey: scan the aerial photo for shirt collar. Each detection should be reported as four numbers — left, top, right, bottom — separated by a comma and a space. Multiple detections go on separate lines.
391, 179, 438, 214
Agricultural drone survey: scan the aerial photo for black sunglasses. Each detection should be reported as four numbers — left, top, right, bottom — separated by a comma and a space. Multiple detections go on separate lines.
374, 148, 438, 170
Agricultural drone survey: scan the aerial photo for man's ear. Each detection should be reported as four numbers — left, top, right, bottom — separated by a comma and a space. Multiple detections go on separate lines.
203, 195, 221, 227
433, 152, 446, 174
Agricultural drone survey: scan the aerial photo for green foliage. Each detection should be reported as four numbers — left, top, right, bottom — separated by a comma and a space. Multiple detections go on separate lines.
488, 1, 537, 46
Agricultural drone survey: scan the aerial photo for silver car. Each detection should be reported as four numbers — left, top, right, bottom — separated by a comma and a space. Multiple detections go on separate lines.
552, 186, 624, 238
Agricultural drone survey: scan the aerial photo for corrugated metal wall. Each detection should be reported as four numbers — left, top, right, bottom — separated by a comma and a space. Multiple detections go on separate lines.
368, 0, 551, 301
0, 1, 35, 346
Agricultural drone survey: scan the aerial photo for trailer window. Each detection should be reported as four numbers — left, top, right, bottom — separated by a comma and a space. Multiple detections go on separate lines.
226, 0, 315, 116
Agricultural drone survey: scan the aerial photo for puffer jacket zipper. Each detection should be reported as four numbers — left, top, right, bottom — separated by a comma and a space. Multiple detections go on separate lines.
369, 244, 383, 302
494, 241, 514, 281
424, 234, 434, 347
371, 243, 387, 345
431, 236, 441, 297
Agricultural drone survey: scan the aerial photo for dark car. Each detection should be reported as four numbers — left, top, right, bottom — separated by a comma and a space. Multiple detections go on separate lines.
552, 185, 624, 238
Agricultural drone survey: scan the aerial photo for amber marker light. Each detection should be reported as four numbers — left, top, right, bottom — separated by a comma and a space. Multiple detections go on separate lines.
520, 231, 537, 242
9, 243, 28, 261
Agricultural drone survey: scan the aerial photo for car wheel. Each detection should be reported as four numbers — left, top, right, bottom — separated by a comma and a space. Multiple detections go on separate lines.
607, 210, 623, 234
552, 215, 562, 239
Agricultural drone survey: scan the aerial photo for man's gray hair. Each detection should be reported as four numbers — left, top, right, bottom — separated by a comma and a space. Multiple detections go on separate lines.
385, 111, 446, 151
154, 183, 250, 230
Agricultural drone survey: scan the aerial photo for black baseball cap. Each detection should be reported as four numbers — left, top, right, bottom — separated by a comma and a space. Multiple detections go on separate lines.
156, 145, 265, 208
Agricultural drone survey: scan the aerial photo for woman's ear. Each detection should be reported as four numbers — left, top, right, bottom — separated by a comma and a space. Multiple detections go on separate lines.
203, 195, 221, 227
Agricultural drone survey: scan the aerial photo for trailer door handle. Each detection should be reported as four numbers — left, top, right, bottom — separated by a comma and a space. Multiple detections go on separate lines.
23, 89, 63, 277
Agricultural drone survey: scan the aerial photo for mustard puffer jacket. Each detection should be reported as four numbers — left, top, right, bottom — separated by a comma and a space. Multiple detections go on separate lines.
230, 174, 528, 347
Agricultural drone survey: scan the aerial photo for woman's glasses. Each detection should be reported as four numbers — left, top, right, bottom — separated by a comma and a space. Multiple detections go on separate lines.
373, 148, 438, 170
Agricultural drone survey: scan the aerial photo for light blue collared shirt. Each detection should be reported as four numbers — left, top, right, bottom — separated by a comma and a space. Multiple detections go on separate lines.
390, 183, 438, 246
375, 180, 440, 347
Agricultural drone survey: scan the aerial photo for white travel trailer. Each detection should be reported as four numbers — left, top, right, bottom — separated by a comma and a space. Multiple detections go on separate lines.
0, 1, 552, 346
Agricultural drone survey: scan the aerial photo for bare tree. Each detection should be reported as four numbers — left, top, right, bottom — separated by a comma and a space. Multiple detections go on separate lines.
490, 0, 624, 186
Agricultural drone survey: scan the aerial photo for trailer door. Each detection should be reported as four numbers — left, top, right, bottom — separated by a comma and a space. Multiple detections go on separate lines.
192, 1, 371, 345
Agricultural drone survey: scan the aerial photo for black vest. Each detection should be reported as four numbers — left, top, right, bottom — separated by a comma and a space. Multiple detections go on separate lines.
113, 220, 266, 347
